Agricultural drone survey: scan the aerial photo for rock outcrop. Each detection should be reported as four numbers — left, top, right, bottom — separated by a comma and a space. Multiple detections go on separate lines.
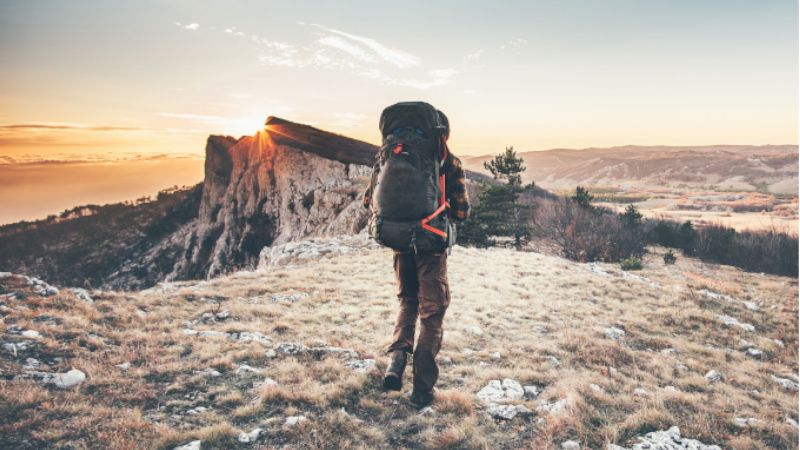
105, 117, 380, 289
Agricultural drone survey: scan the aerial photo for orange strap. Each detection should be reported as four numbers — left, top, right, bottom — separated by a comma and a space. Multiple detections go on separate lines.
393, 143, 403, 154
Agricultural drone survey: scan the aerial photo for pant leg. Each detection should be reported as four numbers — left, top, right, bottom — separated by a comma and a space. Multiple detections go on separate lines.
386, 250, 419, 354
412, 251, 451, 393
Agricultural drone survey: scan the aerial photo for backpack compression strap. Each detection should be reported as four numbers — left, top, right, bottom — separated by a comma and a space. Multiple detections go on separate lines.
420, 134, 450, 238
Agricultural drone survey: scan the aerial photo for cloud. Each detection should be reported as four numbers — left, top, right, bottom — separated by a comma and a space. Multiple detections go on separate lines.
499, 38, 528, 50
309, 24, 420, 69
180, 21, 455, 90
156, 112, 229, 124
0, 123, 152, 132
175, 21, 199, 31
463, 49, 485, 62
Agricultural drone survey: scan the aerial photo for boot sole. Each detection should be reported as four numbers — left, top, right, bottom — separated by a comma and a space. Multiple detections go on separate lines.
383, 373, 402, 391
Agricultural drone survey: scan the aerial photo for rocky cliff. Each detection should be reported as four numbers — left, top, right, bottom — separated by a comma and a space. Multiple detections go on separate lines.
105, 117, 380, 289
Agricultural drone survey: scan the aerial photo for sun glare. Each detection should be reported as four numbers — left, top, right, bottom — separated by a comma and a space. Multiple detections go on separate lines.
226, 114, 267, 137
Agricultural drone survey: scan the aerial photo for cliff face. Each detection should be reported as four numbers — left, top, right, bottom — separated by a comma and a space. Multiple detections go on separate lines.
105, 117, 377, 289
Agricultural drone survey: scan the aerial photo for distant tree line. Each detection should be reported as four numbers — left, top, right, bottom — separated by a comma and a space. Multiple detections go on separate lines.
457, 148, 798, 277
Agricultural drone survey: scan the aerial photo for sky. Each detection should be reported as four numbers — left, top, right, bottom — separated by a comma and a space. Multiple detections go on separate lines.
0, 0, 798, 158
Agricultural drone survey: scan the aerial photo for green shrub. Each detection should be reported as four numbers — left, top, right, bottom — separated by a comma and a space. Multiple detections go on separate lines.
620, 257, 643, 271
663, 250, 677, 265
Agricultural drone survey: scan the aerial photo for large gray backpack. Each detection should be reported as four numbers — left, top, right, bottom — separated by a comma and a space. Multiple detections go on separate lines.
368, 102, 455, 253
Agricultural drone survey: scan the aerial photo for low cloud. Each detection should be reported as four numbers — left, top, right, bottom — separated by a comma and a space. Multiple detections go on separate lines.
175, 21, 199, 31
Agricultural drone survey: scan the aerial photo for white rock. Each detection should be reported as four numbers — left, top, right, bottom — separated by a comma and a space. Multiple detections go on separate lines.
732, 417, 760, 428
717, 315, 755, 332
418, 406, 436, 417
274, 342, 305, 355
265, 349, 277, 358
609, 426, 721, 450
237, 427, 263, 443
743, 301, 759, 311
477, 379, 524, 403
52, 369, 86, 388
345, 358, 375, 373
485, 403, 531, 420
604, 327, 625, 340
786, 417, 799, 428
536, 398, 567, 414
464, 325, 484, 336
523, 385, 541, 398
663, 385, 678, 392
196, 368, 221, 378
561, 440, 581, 450
21, 330, 42, 340
115, 362, 131, 370
22, 358, 40, 370
705, 370, 722, 383
69, 288, 93, 303
633, 388, 648, 397
235, 364, 259, 375
232, 331, 271, 345
745, 348, 763, 358
773, 339, 785, 348
490, 351, 502, 359
771, 375, 799, 391
547, 356, 562, 367
173, 440, 201, 450
0, 272, 12, 278
282, 415, 308, 430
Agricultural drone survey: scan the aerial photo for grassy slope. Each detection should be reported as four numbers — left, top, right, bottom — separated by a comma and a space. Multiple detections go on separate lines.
1, 242, 797, 449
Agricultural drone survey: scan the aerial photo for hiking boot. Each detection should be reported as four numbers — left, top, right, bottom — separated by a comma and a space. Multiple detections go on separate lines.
383, 350, 406, 391
409, 388, 435, 409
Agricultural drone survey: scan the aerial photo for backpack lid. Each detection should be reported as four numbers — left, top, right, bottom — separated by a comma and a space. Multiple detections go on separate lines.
379, 102, 447, 139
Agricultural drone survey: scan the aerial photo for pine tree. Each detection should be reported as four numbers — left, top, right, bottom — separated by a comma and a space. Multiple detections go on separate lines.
459, 147, 532, 249
571, 186, 593, 209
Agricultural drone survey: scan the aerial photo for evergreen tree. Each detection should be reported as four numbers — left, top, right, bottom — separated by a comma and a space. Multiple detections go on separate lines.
459, 147, 532, 249
571, 186, 594, 209
620, 204, 643, 228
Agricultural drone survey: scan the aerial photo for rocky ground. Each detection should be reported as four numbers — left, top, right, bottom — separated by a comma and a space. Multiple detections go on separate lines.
0, 234, 797, 449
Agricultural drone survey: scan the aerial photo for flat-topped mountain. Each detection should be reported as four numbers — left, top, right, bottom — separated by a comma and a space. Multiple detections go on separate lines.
0, 117, 485, 290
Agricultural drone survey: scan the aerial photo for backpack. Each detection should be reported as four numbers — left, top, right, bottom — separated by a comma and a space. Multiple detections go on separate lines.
368, 102, 456, 253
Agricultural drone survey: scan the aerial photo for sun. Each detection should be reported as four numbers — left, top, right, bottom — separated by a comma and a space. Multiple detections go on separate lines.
225, 114, 267, 137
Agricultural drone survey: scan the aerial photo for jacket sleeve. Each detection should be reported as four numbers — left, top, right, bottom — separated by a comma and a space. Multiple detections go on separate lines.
444, 154, 470, 222
362, 158, 379, 210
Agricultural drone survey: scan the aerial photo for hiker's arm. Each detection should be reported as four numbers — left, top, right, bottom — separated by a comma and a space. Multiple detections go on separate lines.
363, 158, 380, 210
445, 155, 470, 221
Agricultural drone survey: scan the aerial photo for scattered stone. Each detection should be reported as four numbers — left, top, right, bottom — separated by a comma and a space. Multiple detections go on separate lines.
733, 417, 761, 428
547, 356, 562, 367
3, 342, 28, 357
115, 362, 131, 370
771, 375, 798, 391
608, 426, 721, 450
173, 440, 201, 450
21, 330, 42, 340
663, 385, 678, 392
743, 301, 759, 311
230, 331, 271, 345
30, 369, 86, 388
282, 415, 308, 430
490, 351, 502, 360
0, 272, 11, 278
633, 388, 648, 397
274, 342, 305, 355
345, 358, 376, 373
136, 309, 147, 318
439, 356, 453, 365
464, 325, 484, 336
462, 348, 476, 355
523, 385, 541, 398
186, 406, 209, 415
270, 292, 310, 303
717, 315, 755, 332
786, 417, 799, 428
237, 427, 263, 443
308, 345, 358, 360
265, 349, 277, 358
561, 440, 581, 450
773, 339, 785, 348
22, 358, 40, 370
536, 398, 567, 414
705, 370, 722, 384
604, 327, 625, 340
477, 379, 524, 403
215, 310, 230, 320
418, 406, 436, 417
69, 288, 93, 303
254, 377, 279, 389
661, 348, 677, 354
183, 329, 227, 338
486, 403, 531, 420
589, 384, 602, 392
234, 364, 258, 375
195, 368, 221, 378
745, 348, 763, 358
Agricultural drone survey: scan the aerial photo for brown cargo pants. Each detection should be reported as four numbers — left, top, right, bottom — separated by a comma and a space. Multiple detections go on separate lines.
386, 249, 451, 394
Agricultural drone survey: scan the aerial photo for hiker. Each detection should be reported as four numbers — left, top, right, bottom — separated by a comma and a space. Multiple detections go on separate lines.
363, 102, 470, 408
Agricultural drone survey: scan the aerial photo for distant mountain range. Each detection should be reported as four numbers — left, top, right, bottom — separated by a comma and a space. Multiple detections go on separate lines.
463, 145, 798, 195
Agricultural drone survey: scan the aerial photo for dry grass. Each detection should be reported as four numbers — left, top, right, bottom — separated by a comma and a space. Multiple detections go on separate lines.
0, 238, 797, 449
